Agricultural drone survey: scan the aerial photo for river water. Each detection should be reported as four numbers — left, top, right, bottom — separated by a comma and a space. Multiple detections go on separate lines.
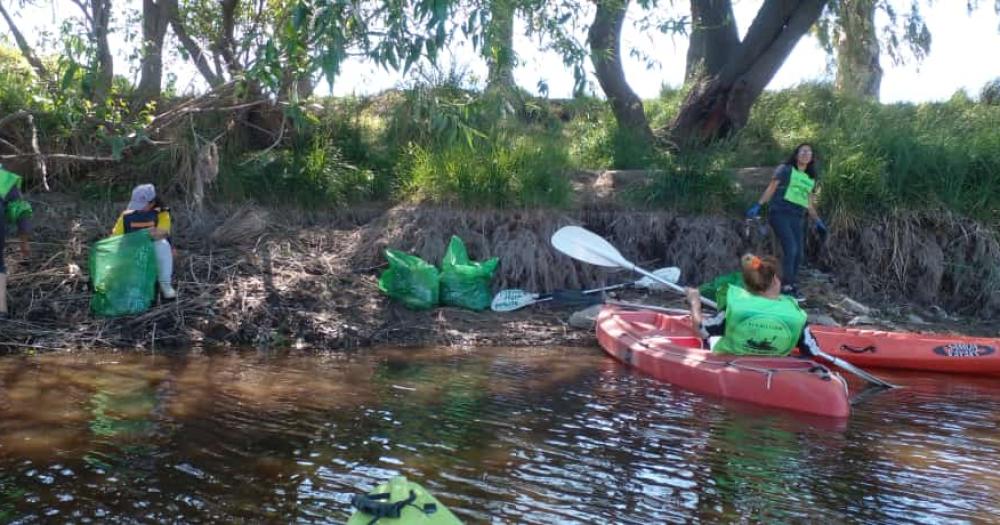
1, 347, 999, 523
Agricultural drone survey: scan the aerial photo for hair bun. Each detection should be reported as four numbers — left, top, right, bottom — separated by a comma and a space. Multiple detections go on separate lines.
741, 253, 762, 270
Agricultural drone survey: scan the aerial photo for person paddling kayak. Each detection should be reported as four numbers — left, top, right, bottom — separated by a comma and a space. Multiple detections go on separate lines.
745, 143, 827, 301
685, 254, 822, 357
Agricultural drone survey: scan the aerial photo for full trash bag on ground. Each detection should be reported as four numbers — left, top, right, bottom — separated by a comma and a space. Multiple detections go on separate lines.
89, 230, 158, 317
378, 249, 440, 310
439, 235, 499, 311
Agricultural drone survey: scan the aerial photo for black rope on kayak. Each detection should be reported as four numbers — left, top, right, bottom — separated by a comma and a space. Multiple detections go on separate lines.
351, 489, 436, 525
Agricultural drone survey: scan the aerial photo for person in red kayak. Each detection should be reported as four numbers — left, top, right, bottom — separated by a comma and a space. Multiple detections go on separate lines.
685, 253, 822, 357
744, 143, 827, 302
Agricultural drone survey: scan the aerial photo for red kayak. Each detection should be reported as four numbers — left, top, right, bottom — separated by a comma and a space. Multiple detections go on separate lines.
809, 325, 1000, 375
596, 306, 850, 418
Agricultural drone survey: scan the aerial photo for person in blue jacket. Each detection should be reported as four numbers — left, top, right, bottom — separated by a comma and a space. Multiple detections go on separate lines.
745, 143, 828, 301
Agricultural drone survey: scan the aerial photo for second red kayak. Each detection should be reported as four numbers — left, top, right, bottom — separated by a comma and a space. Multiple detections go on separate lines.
596, 306, 850, 418
809, 325, 1000, 375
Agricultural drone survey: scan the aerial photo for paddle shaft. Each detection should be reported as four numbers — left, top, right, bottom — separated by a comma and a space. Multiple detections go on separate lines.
629, 265, 719, 310
810, 349, 898, 388
533, 280, 636, 305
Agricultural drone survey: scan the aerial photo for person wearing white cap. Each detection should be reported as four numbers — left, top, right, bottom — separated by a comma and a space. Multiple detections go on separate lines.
111, 184, 176, 299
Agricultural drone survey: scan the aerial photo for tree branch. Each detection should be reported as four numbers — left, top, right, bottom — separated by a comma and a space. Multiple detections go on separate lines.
164, 0, 225, 87
0, 1, 49, 79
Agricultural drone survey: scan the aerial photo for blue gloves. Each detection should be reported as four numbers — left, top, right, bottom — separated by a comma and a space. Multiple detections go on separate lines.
815, 217, 828, 236
745, 203, 762, 219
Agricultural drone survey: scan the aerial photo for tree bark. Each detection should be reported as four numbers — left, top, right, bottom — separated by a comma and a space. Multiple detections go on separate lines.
135, 0, 171, 104
0, 1, 49, 79
834, 0, 881, 99
216, 0, 242, 76
685, 0, 740, 82
668, 0, 828, 146
90, 0, 114, 103
588, 0, 654, 145
164, 0, 224, 87
484, 0, 517, 93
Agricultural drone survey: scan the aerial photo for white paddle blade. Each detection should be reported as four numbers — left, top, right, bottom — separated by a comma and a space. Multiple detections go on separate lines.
550, 226, 632, 269
490, 289, 540, 312
635, 267, 681, 290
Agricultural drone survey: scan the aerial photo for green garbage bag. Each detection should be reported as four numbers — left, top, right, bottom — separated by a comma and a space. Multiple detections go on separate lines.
378, 249, 440, 310
5, 199, 32, 227
698, 270, 745, 310
89, 230, 158, 317
439, 235, 499, 311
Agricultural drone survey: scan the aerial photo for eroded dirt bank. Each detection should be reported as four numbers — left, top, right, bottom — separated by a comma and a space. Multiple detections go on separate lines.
1, 193, 998, 353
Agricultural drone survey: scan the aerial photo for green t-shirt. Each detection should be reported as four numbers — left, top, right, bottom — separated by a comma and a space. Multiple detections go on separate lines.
782, 167, 815, 208
713, 286, 807, 356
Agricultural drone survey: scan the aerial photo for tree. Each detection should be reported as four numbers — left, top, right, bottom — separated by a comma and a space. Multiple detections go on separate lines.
483, 0, 517, 93
667, 0, 828, 147
684, 0, 739, 83
68, 0, 115, 103
833, 0, 880, 98
135, 0, 171, 104
588, 0, 654, 145
0, 0, 49, 79
816, 0, 930, 100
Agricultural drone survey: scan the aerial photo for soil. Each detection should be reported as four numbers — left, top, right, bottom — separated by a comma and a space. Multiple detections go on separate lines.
1, 186, 998, 354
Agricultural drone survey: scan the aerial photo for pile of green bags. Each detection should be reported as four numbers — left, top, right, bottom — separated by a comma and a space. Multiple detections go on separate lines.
378, 235, 499, 311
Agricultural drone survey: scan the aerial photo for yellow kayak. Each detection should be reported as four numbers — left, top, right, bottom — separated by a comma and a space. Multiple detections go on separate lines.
347, 476, 462, 525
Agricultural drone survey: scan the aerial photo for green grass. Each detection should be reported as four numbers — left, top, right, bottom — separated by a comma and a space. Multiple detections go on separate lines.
2, 42, 998, 222
398, 133, 572, 208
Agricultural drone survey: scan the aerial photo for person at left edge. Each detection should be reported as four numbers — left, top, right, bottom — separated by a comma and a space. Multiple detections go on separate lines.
111, 184, 176, 299
0, 166, 32, 319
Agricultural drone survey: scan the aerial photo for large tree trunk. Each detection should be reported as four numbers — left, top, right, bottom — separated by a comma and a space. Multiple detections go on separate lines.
588, 0, 654, 146
834, 0, 881, 99
216, 0, 242, 77
685, 0, 740, 82
484, 0, 517, 93
668, 0, 828, 147
0, 2, 49, 79
164, 0, 224, 87
135, 0, 171, 105
91, 0, 114, 103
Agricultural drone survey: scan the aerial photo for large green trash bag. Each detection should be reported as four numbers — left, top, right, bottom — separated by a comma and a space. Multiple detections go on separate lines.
378, 249, 440, 310
698, 270, 745, 310
89, 230, 158, 317
439, 235, 499, 311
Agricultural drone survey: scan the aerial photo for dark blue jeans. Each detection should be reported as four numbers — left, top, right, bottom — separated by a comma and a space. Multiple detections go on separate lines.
769, 210, 806, 287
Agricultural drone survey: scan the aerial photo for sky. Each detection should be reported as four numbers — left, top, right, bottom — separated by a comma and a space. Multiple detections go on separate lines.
5, 0, 1000, 104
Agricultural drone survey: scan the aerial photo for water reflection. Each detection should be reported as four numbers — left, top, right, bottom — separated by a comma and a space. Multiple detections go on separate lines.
0, 349, 998, 523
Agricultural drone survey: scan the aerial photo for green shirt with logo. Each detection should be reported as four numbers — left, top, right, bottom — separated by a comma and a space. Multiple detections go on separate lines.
713, 286, 807, 356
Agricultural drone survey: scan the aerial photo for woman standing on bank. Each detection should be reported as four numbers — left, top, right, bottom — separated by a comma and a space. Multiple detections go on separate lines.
745, 143, 827, 300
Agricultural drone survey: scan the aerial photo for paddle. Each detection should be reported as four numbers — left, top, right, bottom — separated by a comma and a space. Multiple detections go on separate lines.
490, 267, 680, 312
550, 225, 898, 389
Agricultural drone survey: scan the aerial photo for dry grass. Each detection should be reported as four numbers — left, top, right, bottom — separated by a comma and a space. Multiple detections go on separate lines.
3, 198, 997, 353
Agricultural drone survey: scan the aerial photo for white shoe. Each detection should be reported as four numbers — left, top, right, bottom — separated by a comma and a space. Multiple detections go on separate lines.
159, 282, 177, 300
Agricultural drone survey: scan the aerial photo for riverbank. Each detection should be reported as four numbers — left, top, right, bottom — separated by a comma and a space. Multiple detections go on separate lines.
2, 190, 998, 353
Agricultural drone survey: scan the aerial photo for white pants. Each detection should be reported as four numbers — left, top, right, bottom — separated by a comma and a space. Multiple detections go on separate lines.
153, 239, 173, 285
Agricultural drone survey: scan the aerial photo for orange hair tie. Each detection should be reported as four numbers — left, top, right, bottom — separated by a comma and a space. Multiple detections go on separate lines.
749, 256, 762, 270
